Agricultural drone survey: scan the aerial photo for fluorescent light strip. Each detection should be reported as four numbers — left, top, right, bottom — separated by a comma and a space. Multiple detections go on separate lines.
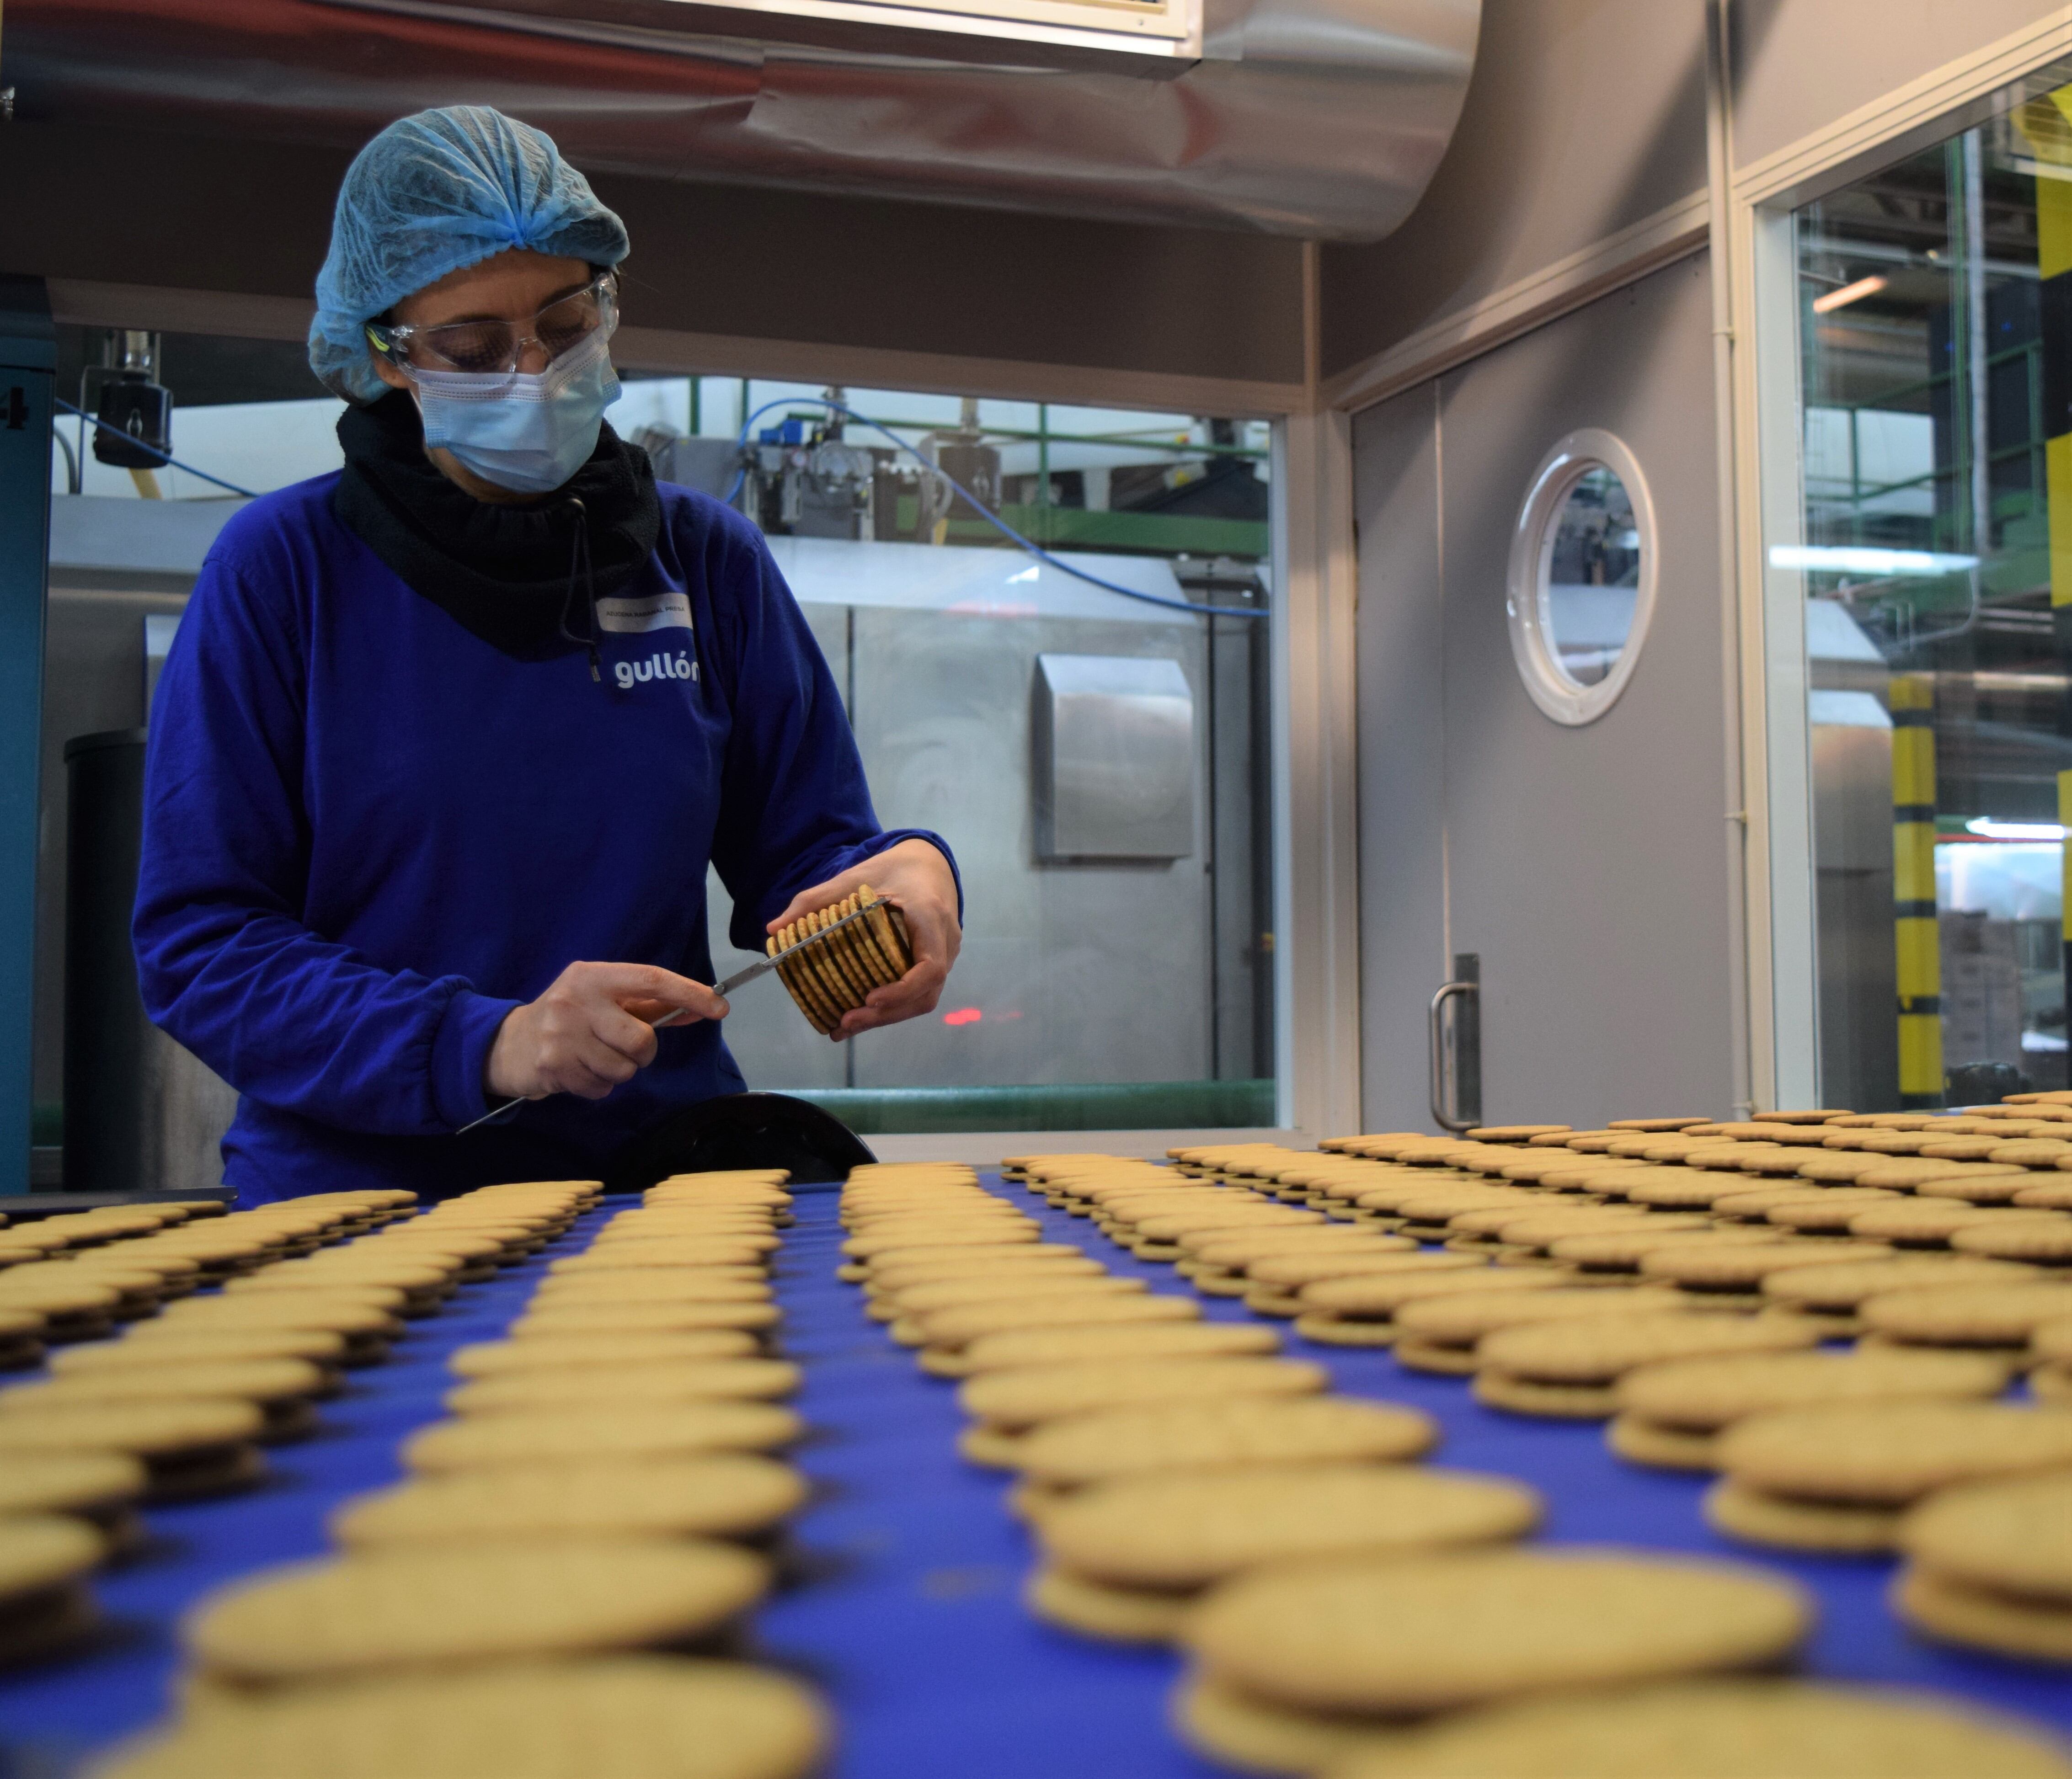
1769, 544, 1978, 575
1811, 273, 1890, 314
1963, 818, 2067, 842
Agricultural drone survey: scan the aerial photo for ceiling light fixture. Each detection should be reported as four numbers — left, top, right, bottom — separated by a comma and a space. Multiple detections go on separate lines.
1770, 544, 1978, 575
1812, 274, 1890, 314
1963, 818, 2067, 842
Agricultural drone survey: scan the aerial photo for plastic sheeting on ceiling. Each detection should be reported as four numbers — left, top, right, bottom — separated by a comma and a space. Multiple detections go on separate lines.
5, 0, 1480, 240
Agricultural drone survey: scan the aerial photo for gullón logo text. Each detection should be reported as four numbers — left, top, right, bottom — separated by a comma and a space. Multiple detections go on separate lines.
614, 650, 697, 690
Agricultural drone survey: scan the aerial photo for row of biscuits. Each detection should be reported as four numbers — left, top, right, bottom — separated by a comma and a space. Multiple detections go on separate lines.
1031, 1145, 2072, 1777
842, 1156, 1987, 1779
1202, 1126, 2072, 1673
845, 1159, 1478, 1686
0, 1184, 494, 1668
0, 1192, 412, 1354
0, 1181, 578, 1679
86, 1173, 831, 1779
1183, 1119, 2072, 1354
1181, 1125, 2072, 1590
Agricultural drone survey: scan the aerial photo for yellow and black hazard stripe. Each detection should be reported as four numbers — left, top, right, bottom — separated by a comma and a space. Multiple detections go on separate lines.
2017, 91, 2072, 1094
1890, 674, 1942, 1107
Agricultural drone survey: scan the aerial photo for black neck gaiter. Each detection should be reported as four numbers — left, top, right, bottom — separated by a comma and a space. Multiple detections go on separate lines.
331, 390, 663, 661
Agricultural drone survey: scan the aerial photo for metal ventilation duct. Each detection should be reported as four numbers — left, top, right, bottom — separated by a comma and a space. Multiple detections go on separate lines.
4, 0, 1479, 240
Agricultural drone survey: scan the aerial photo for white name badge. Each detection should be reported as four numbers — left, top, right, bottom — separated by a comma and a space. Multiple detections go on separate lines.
597, 592, 693, 634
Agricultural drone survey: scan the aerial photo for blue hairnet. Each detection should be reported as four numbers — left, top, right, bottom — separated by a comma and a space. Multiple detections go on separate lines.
309, 106, 630, 403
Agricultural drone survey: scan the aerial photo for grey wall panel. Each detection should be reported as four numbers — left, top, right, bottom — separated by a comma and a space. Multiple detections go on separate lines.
710, 597, 1221, 1092
1352, 382, 1448, 1132
1731, 0, 2065, 170
0, 122, 1306, 387
843, 605, 1212, 1090
1436, 254, 1734, 1125
1320, 0, 1709, 380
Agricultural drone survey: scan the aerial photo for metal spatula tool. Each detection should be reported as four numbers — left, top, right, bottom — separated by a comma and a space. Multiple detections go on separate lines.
456, 900, 881, 1135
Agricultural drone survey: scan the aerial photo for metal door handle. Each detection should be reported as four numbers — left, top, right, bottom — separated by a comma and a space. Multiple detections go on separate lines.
1429, 979, 1479, 1132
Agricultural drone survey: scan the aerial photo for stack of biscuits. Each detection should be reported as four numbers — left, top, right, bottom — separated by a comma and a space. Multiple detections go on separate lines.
767, 885, 912, 1035
87, 1172, 830, 1779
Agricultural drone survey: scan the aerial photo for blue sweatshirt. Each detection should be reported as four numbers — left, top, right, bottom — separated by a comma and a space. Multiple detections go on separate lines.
134, 475, 956, 1204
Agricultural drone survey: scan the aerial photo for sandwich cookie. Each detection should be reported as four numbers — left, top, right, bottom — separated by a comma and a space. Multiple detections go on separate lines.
0, 1449, 147, 1554
1325, 1679, 2072, 1779
405, 1402, 802, 1474
1029, 1465, 1541, 1643
957, 1320, 1280, 1377
1012, 1396, 1438, 1518
92, 1658, 829, 1779
0, 1358, 329, 1442
333, 1455, 808, 1550
1176, 1549, 1811, 1776
1895, 1470, 2072, 1663
1607, 1347, 2012, 1471
0, 1398, 266, 1499
1390, 1286, 1696, 1377
1471, 1312, 1819, 1420
1291, 1262, 1559, 1347
448, 1331, 759, 1377
956, 1358, 1328, 1468
445, 1359, 801, 1416
0, 1514, 104, 1665
181, 1539, 771, 1690
1708, 1401, 2072, 1552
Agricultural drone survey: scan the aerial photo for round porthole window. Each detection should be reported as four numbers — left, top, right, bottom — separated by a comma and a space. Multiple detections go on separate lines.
1505, 429, 1658, 725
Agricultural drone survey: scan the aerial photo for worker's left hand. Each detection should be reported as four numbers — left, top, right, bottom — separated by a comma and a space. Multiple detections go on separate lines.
770, 838, 961, 1040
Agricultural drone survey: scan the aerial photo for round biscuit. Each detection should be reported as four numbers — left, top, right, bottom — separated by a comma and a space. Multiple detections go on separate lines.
183, 1541, 770, 1684
1899, 1470, 2072, 1604
1039, 1464, 1541, 1590
1325, 1678, 2072, 1779
332, 1456, 808, 1549
406, 1402, 801, 1472
1717, 1401, 2072, 1505
1184, 1547, 1811, 1717
1017, 1396, 1437, 1488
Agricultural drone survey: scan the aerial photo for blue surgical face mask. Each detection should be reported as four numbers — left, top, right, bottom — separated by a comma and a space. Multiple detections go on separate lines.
408, 327, 622, 495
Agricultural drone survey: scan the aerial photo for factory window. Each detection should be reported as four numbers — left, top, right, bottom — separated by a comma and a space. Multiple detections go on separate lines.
42, 352, 1276, 1156
1505, 429, 1655, 725
1789, 70, 2072, 1110
679, 380, 1277, 1138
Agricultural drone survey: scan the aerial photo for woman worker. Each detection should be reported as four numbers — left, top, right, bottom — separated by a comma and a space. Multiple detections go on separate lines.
132, 107, 962, 1204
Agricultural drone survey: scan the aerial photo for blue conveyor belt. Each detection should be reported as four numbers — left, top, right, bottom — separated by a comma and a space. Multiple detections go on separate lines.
0, 1179, 2067, 1779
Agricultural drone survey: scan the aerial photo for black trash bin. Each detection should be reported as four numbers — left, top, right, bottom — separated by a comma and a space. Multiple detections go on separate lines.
62, 728, 236, 1193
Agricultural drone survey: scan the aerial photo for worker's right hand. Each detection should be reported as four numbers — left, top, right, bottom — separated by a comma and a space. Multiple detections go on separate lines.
484, 962, 729, 1102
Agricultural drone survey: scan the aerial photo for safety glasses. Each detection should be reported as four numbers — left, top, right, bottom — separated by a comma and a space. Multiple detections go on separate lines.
366, 272, 619, 376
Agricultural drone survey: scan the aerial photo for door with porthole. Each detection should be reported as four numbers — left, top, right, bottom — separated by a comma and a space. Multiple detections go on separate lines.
1355, 253, 1739, 1130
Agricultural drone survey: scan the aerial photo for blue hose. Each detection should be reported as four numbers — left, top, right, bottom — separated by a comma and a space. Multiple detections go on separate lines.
725, 396, 1268, 621
55, 399, 262, 500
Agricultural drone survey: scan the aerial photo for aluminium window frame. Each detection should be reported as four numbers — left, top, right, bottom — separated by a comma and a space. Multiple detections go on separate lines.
44, 278, 1350, 1161
1711, 4, 2072, 1112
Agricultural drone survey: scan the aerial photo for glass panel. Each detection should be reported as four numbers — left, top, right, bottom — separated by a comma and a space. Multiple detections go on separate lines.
695, 380, 1276, 1135
43, 341, 1276, 1138
1544, 466, 1641, 688
1791, 69, 2072, 1109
